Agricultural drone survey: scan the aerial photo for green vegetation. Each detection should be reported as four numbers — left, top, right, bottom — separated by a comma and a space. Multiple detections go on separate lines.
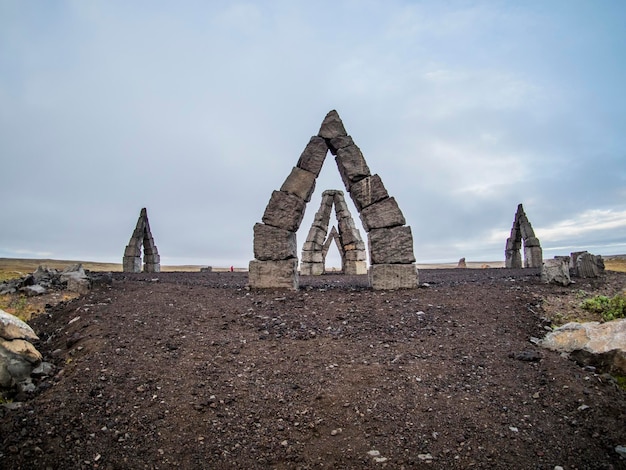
580, 294, 626, 322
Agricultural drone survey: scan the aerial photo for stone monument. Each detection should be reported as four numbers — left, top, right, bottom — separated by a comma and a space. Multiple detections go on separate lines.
123, 208, 160, 273
300, 190, 367, 275
249, 110, 418, 289
504, 204, 542, 268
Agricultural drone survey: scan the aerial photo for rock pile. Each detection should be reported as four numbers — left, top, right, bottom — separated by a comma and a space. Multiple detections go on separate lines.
0, 264, 92, 296
0, 309, 49, 394
505, 204, 542, 268
123, 207, 160, 273
300, 190, 367, 276
250, 110, 418, 290
541, 251, 605, 285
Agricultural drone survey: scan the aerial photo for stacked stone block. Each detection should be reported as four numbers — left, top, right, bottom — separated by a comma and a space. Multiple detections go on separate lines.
505, 204, 543, 268
300, 190, 367, 276
250, 110, 418, 289
123, 208, 160, 273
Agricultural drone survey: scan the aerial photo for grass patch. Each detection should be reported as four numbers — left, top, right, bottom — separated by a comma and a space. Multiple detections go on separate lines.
580, 294, 626, 322
604, 258, 626, 273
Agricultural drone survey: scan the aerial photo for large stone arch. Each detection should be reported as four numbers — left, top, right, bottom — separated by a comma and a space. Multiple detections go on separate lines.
504, 203, 542, 268
123, 208, 160, 273
300, 189, 367, 275
249, 110, 418, 289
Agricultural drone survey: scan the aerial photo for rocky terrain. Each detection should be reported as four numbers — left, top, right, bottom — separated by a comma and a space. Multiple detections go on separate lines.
1, 268, 625, 469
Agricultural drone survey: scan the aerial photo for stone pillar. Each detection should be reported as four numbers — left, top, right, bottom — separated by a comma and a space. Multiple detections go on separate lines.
123, 208, 160, 273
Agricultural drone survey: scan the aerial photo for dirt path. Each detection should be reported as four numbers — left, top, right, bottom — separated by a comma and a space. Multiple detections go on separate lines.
1, 269, 625, 469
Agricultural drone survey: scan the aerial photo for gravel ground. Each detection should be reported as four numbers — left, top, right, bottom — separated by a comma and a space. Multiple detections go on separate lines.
1, 268, 625, 469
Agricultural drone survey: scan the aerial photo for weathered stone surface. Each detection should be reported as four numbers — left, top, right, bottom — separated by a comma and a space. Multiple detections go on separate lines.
123, 257, 142, 273
296, 136, 329, 177
318, 110, 347, 139
369, 264, 419, 290
524, 236, 541, 247
124, 245, 141, 257
368, 226, 416, 264
344, 260, 368, 275
305, 226, 327, 247
144, 263, 160, 273
262, 190, 306, 232
327, 135, 354, 156
248, 259, 298, 289
144, 254, 160, 264
0, 309, 39, 341
280, 167, 317, 202
457, 258, 467, 268
335, 145, 371, 190
541, 258, 571, 286
540, 319, 626, 374
0, 338, 42, 364
576, 252, 605, 278
300, 262, 324, 276
301, 251, 324, 263
505, 247, 522, 269
22, 285, 47, 296
570, 251, 587, 270
349, 174, 389, 211
344, 248, 367, 261
360, 197, 406, 232
253, 223, 297, 261
523, 245, 543, 268
302, 241, 323, 252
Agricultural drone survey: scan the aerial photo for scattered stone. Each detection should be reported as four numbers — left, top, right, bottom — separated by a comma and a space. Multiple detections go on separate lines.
0, 309, 39, 341
615, 445, 626, 458
367, 450, 381, 457
509, 350, 542, 362
417, 453, 433, 461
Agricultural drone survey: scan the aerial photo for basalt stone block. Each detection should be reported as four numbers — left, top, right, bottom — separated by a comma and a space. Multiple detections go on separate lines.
318, 110, 347, 140
248, 259, 298, 289
123, 257, 142, 273
305, 226, 327, 246
368, 226, 416, 264
328, 135, 354, 156
360, 197, 406, 232
124, 245, 141, 257
344, 249, 367, 261
576, 252, 604, 278
296, 136, 329, 177
301, 251, 324, 263
280, 167, 317, 202
344, 240, 366, 252
144, 263, 160, 273
524, 236, 541, 247
344, 260, 368, 275
369, 264, 419, 290
505, 249, 522, 269
349, 174, 389, 211
262, 190, 306, 232
300, 262, 324, 276
335, 145, 371, 190
541, 258, 571, 286
302, 241, 324, 252
523, 245, 543, 268
144, 254, 160, 265
253, 223, 297, 261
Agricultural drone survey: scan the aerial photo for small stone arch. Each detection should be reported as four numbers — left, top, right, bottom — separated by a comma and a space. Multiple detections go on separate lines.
300, 190, 367, 275
123, 208, 160, 273
249, 110, 418, 289
504, 203, 542, 268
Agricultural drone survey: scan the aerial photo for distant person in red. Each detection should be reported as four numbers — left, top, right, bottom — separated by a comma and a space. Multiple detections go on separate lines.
230, 266, 234, 272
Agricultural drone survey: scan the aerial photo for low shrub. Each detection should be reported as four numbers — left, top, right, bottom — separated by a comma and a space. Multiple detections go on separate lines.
580, 294, 626, 322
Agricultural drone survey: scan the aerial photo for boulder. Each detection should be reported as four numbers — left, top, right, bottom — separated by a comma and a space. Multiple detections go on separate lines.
540, 319, 626, 374
457, 258, 467, 268
0, 309, 39, 341
541, 258, 571, 286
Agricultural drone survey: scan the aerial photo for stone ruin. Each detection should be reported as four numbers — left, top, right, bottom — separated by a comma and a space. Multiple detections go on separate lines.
300, 190, 367, 275
122, 208, 160, 273
249, 110, 418, 290
504, 203, 543, 268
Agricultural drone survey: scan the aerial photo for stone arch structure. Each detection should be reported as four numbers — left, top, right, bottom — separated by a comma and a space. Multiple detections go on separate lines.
249, 110, 418, 289
123, 208, 160, 273
505, 203, 542, 268
300, 190, 367, 275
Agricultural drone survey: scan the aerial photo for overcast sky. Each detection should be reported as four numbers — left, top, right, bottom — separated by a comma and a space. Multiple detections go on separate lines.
1, 1, 625, 268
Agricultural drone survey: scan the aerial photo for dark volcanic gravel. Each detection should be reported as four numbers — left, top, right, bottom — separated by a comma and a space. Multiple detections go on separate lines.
1, 268, 625, 469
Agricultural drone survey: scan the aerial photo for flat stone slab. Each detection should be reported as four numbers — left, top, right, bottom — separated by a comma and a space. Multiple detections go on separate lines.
253, 223, 297, 261
369, 264, 419, 290
248, 259, 299, 289
360, 197, 406, 232
262, 190, 306, 232
296, 136, 329, 177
